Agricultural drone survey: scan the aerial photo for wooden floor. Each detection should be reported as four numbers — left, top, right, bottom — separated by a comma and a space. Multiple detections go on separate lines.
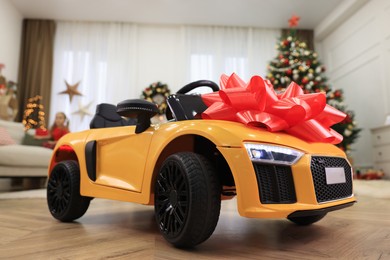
0, 195, 389, 259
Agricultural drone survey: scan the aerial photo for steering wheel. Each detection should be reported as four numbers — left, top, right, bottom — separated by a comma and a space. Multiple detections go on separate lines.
176, 80, 219, 94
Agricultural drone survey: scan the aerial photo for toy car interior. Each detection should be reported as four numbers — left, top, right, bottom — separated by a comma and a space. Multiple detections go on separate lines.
47, 74, 356, 248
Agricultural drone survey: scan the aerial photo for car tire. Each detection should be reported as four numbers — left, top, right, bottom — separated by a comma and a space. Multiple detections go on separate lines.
154, 152, 221, 247
47, 160, 91, 222
288, 213, 327, 225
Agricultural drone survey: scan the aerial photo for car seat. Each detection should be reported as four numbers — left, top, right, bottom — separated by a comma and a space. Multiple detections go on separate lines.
90, 103, 136, 129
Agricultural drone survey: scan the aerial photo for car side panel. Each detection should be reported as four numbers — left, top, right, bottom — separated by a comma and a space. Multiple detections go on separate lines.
50, 120, 355, 214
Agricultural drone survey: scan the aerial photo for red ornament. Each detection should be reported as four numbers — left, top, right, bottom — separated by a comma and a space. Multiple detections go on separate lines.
343, 114, 352, 124
201, 73, 346, 144
301, 78, 309, 84
334, 90, 342, 98
288, 15, 300, 28
286, 69, 292, 75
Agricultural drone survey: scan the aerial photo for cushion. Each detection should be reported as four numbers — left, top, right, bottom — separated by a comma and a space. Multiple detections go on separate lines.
22, 133, 46, 146
0, 127, 15, 145
0, 119, 25, 144
0, 144, 52, 167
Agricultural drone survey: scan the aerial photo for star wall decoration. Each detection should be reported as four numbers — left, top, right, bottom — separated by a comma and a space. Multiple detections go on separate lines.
59, 80, 83, 102
72, 100, 93, 121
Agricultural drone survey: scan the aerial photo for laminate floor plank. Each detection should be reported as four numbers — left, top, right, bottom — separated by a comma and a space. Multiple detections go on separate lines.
0, 196, 389, 259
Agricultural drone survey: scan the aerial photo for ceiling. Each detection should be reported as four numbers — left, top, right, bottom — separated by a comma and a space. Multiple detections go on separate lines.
10, 0, 346, 29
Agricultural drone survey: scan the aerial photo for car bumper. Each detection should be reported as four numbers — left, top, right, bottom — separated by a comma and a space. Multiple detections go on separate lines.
218, 146, 357, 218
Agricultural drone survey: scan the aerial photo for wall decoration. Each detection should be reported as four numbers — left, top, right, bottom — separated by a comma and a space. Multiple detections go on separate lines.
59, 80, 83, 102
141, 82, 171, 115
72, 100, 93, 121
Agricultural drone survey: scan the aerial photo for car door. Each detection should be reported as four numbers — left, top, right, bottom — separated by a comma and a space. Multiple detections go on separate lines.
85, 125, 154, 192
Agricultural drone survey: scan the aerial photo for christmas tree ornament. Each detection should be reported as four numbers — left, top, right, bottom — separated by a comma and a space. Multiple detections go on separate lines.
288, 15, 300, 28
59, 80, 83, 102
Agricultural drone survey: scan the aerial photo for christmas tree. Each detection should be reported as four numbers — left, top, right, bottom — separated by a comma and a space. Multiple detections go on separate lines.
266, 15, 360, 153
22, 95, 47, 131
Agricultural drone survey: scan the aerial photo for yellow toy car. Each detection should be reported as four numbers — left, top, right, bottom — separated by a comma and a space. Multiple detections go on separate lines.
47, 74, 356, 247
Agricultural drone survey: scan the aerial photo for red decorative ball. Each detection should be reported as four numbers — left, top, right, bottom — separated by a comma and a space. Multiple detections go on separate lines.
301, 78, 309, 84
286, 69, 292, 75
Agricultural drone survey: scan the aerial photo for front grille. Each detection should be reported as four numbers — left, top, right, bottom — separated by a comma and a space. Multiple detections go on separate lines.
253, 164, 296, 204
311, 156, 353, 203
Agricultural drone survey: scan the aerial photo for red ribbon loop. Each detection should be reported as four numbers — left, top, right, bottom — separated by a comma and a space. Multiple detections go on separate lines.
201, 73, 346, 144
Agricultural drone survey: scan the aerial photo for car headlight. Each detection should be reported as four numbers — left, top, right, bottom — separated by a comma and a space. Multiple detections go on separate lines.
244, 143, 304, 165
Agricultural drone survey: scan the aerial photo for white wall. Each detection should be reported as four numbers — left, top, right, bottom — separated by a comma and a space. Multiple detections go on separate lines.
0, 0, 23, 81
0, 0, 22, 190
316, 0, 390, 169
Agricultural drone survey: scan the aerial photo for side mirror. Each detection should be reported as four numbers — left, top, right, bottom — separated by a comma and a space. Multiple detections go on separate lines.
117, 99, 158, 134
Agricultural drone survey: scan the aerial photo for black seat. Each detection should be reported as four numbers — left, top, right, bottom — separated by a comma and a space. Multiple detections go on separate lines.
90, 103, 136, 129
166, 94, 208, 121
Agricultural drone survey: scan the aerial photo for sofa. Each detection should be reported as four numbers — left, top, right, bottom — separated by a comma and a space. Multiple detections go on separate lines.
0, 119, 52, 189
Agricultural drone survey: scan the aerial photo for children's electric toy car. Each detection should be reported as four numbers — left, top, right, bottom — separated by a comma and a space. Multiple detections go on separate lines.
47, 74, 356, 248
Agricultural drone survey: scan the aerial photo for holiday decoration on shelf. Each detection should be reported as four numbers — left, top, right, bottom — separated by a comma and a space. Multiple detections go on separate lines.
141, 82, 171, 115
265, 15, 361, 153
0, 63, 18, 96
22, 95, 47, 131
59, 80, 83, 102
0, 63, 6, 96
0, 63, 18, 120
72, 100, 93, 121
202, 73, 346, 144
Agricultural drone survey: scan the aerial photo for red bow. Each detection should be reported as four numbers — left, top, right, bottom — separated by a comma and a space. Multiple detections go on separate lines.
201, 73, 345, 144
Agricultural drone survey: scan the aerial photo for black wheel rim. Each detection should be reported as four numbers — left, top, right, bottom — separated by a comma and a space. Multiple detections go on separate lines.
47, 166, 71, 216
155, 161, 189, 238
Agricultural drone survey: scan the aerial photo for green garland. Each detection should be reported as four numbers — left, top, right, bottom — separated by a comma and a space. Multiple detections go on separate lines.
141, 82, 171, 115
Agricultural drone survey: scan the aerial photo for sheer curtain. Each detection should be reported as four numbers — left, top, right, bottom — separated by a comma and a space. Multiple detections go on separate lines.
184, 26, 280, 90
51, 22, 280, 131
50, 22, 137, 131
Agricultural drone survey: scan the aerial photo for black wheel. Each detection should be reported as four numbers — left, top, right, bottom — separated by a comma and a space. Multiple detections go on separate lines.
47, 160, 91, 222
154, 152, 221, 247
288, 213, 327, 225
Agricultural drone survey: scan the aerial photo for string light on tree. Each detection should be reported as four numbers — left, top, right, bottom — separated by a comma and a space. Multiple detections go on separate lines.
22, 95, 46, 131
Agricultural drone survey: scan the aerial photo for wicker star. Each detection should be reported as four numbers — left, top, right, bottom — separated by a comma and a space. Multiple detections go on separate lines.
59, 80, 83, 102
72, 100, 93, 121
